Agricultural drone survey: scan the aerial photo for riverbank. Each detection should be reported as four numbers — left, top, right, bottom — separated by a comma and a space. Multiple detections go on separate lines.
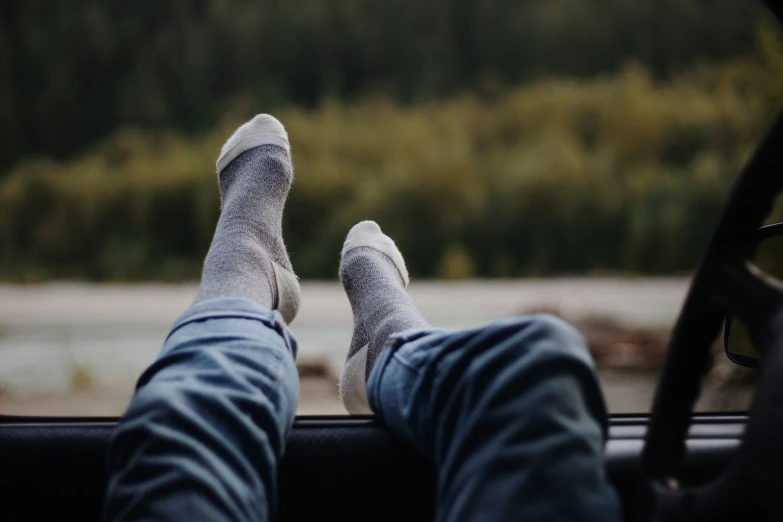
0, 279, 753, 415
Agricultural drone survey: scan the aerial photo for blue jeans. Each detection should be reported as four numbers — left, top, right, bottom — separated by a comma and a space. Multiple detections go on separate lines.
103, 298, 620, 522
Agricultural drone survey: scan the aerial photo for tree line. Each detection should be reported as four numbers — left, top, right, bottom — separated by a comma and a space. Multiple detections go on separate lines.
0, 0, 768, 171
1, 60, 779, 281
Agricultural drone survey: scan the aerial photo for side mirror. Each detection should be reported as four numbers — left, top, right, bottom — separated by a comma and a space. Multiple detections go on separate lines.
725, 222, 783, 367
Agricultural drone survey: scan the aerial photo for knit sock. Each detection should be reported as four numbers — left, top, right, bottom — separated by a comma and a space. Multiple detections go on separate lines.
194, 114, 300, 324
338, 221, 430, 413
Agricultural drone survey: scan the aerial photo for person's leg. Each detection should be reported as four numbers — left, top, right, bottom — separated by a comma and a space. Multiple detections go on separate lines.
103, 114, 301, 522
338, 220, 429, 412
339, 222, 620, 522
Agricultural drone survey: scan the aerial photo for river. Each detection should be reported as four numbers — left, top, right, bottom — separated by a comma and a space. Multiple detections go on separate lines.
0, 278, 753, 416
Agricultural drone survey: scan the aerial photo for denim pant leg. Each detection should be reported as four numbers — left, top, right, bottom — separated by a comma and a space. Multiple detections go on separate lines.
367, 314, 621, 522
103, 298, 299, 522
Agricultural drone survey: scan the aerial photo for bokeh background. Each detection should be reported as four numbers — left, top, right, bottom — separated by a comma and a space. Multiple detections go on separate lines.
1, 0, 781, 415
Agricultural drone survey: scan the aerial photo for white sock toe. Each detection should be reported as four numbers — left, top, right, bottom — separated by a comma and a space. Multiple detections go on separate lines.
216, 114, 290, 173
341, 221, 410, 287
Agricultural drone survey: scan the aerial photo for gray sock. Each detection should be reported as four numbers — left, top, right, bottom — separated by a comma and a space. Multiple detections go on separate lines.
194, 115, 301, 324
338, 221, 429, 413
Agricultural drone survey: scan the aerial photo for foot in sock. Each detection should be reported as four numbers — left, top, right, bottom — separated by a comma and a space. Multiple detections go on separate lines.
194, 114, 301, 324
338, 221, 430, 413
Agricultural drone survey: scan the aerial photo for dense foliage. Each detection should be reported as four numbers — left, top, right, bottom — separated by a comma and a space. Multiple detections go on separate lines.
0, 0, 768, 170
1, 60, 778, 281
2, 0, 782, 281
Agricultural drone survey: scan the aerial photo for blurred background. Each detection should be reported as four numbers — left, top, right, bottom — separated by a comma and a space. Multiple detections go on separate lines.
0, 0, 781, 416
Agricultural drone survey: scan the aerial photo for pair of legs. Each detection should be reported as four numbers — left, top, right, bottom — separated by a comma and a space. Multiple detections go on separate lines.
102, 115, 620, 521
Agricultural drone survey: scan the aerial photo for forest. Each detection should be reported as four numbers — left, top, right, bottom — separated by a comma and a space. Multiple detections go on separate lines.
1, 0, 781, 280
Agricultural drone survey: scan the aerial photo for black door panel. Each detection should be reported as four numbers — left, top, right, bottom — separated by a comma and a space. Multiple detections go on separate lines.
0, 416, 743, 522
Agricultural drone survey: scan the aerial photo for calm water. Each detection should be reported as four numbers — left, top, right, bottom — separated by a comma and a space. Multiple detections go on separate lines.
2, 278, 748, 415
